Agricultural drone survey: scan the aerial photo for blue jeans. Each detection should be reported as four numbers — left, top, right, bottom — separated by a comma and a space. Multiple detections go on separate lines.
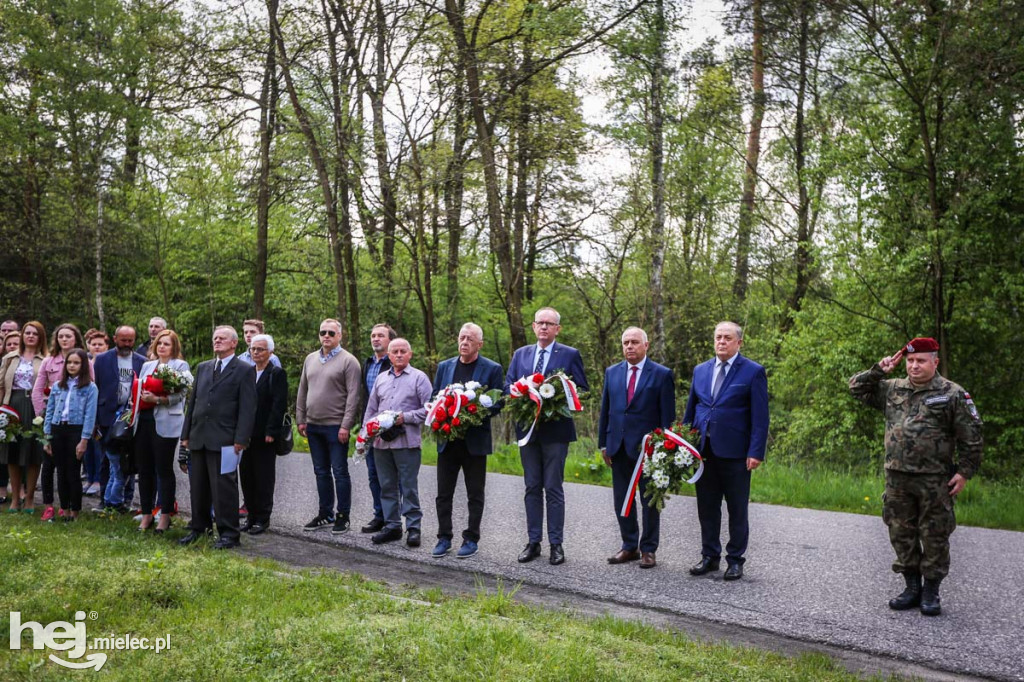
84, 439, 103, 484
307, 423, 350, 518
104, 449, 126, 506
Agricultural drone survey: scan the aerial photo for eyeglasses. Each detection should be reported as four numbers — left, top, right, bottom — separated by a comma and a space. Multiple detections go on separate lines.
250, 347, 268, 353
533, 321, 558, 328
319, 330, 337, 337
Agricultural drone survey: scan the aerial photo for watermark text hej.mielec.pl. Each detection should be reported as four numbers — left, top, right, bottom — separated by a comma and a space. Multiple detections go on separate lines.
9, 611, 170, 671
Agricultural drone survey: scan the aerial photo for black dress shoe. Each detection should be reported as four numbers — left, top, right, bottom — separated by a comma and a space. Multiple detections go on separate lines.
406, 529, 421, 547
371, 527, 403, 544
549, 544, 565, 565
723, 563, 744, 581
248, 522, 267, 536
361, 517, 386, 533
517, 542, 542, 563
178, 530, 208, 546
213, 537, 240, 550
240, 519, 252, 533
689, 556, 721, 576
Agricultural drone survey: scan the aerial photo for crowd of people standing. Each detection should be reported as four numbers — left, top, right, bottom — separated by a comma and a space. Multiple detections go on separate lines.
0, 307, 981, 615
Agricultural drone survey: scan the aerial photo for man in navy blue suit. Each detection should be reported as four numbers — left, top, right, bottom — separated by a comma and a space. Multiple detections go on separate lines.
93, 326, 146, 511
505, 306, 589, 566
683, 321, 769, 581
599, 327, 675, 569
430, 322, 504, 560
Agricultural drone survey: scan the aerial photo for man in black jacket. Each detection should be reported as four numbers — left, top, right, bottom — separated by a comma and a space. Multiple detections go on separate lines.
358, 323, 395, 533
180, 325, 256, 549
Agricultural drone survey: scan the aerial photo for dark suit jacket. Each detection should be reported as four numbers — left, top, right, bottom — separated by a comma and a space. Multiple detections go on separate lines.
432, 355, 504, 456
504, 341, 589, 444
252, 364, 288, 442
682, 354, 769, 460
359, 354, 392, 418
598, 359, 675, 459
93, 349, 146, 428
182, 355, 257, 452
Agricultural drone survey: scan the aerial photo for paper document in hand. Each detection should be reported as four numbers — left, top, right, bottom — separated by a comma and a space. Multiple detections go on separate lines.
220, 446, 241, 474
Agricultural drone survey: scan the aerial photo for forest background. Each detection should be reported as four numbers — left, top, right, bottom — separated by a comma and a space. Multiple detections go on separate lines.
2, 0, 1022, 482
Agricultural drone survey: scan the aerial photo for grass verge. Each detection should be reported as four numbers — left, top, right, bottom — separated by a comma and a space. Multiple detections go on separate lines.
0, 515, 893, 681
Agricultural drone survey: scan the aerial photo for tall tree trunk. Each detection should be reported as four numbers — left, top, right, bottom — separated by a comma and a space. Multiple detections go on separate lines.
254, 0, 279, 320
371, 0, 397, 283
94, 185, 106, 330
443, 0, 526, 349
784, 0, 811, 332
648, 0, 667, 360
270, 3, 348, 341
444, 76, 467, 338
733, 0, 765, 301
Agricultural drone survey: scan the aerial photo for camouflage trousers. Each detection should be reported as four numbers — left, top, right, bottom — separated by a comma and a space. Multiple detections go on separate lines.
883, 470, 956, 579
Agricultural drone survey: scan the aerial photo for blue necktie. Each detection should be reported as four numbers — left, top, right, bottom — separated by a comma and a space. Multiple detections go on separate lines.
534, 348, 546, 375
712, 361, 727, 400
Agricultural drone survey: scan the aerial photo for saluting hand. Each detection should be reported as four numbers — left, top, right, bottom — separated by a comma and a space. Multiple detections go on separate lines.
879, 355, 899, 374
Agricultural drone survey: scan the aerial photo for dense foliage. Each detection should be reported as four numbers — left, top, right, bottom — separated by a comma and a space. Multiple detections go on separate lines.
2, 0, 1021, 479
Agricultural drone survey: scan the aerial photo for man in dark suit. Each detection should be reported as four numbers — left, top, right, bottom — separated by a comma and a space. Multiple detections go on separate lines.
430, 322, 504, 559
180, 325, 256, 549
93, 325, 146, 511
358, 323, 395, 533
504, 306, 589, 566
599, 327, 675, 569
683, 321, 769, 580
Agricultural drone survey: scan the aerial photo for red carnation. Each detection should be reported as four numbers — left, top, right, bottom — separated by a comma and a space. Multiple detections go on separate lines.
448, 406, 458, 417
431, 421, 441, 431
654, 428, 663, 435
452, 417, 461, 427
445, 395, 456, 407
367, 423, 380, 436
664, 440, 678, 451
466, 404, 478, 414
459, 394, 469, 406
532, 373, 544, 384
442, 423, 451, 433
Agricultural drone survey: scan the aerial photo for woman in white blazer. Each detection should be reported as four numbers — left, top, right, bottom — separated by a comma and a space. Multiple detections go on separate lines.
134, 330, 192, 533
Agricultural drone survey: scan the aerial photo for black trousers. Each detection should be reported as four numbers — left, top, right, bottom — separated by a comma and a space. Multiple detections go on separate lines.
188, 448, 240, 541
41, 450, 56, 504
695, 440, 751, 565
435, 441, 487, 542
239, 440, 276, 525
610, 447, 660, 553
51, 424, 83, 512
135, 414, 177, 516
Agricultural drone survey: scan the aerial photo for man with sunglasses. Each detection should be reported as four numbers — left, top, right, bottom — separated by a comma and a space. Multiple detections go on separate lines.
295, 319, 363, 534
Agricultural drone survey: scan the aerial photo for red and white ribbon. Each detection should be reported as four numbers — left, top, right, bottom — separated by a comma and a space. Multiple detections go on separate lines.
516, 386, 543, 446
0, 405, 21, 422
620, 428, 704, 517
557, 374, 582, 411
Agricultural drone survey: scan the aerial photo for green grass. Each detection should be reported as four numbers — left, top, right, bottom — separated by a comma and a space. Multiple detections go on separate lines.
0, 515, 896, 681
420, 437, 1024, 532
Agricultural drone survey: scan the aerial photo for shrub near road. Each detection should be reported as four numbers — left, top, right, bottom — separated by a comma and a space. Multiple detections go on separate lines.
0, 515, 894, 681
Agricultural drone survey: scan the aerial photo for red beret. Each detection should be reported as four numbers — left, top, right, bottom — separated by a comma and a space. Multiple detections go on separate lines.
904, 337, 939, 354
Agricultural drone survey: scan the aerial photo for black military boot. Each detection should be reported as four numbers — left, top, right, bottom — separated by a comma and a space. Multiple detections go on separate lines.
888, 572, 922, 610
920, 578, 942, 616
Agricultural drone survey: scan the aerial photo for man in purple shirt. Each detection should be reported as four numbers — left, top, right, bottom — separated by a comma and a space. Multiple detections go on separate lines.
361, 338, 432, 547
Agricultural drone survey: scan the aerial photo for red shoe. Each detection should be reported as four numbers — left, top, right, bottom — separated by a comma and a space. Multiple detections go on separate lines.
41, 506, 56, 522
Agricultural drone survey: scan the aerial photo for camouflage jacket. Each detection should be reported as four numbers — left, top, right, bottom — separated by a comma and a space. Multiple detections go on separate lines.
849, 365, 983, 478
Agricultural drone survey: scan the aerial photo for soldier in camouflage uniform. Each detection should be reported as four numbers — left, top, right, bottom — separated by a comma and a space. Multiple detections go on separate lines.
849, 337, 982, 616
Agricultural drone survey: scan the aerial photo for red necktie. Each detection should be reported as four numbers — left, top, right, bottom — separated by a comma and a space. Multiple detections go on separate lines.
627, 366, 638, 405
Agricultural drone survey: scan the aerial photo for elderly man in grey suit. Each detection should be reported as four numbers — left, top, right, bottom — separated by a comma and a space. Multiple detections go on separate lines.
179, 325, 256, 549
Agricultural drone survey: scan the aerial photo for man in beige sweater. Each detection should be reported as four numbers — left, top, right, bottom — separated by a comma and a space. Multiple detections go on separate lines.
295, 318, 363, 534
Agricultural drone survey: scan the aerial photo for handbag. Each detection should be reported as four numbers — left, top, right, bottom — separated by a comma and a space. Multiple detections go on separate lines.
104, 407, 133, 456
275, 414, 294, 457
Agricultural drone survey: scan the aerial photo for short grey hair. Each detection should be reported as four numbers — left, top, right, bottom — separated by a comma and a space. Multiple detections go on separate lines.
621, 326, 648, 343
534, 307, 561, 324
213, 325, 238, 341
251, 333, 275, 353
459, 323, 483, 342
389, 337, 411, 351
715, 321, 743, 340
149, 317, 168, 327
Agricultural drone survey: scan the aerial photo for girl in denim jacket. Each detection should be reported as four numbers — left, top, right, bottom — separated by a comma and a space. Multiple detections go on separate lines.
43, 349, 98, 520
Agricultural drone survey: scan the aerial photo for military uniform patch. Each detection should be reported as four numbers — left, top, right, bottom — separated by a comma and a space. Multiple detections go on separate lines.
925, 396, 949, 406
963, 392, 980, 421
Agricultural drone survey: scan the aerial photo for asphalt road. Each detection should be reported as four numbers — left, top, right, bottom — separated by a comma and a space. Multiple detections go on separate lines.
166, 452, 1021, 681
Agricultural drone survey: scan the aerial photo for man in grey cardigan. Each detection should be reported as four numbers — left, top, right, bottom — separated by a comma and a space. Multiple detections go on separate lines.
295, 318, 363, 534
361, 338, 433, 547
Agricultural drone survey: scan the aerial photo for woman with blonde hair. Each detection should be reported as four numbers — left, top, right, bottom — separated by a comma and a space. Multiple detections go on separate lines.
134, 329, 191, 533
0, 322, 48, 513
